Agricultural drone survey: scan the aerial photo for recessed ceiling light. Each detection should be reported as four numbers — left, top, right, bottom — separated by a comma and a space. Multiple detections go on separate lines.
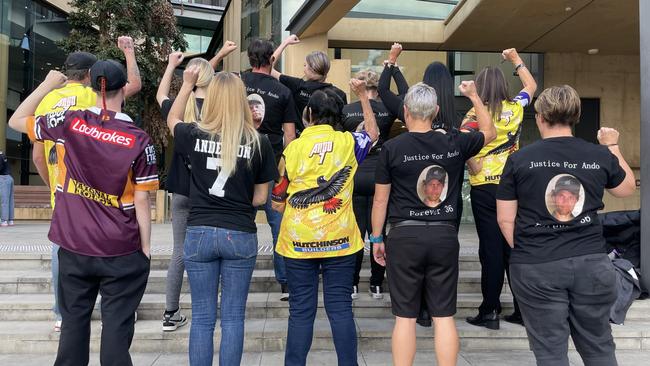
588, 48, 599, 55
565, 6, 572, 12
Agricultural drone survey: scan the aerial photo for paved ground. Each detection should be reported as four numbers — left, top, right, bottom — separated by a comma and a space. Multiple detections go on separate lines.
0, 350, 648, 366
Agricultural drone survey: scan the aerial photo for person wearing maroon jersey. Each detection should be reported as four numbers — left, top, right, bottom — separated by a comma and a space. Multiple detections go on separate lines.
9, 60, 158, 366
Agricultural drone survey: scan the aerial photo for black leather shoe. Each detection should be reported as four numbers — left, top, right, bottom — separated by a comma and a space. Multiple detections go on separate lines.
466, 310, 500, 330
503, 312, 524, 326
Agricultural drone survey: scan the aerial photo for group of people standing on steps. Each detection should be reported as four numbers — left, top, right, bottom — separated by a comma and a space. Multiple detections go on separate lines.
7, 30, 635, 366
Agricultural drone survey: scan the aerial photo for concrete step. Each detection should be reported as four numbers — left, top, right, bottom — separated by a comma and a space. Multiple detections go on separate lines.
1, 319, 649, 354
0, 292, 521, 321
0, 269, 497, 295
0, 253, 484, 272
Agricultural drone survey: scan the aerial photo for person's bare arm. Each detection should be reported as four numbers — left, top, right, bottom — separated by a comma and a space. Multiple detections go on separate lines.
350, 78, 379, 142
134, 190, 151, 257
8, 71, 67, 133
598, 127, 637, 198
371, 183, 391, 267
167, 65, 200, 136
502, 48, 537, 98
32, 143, 49, 187
118, 36, 142, 98
283, 123, 296, 146
253, 182, 270, 207
271, 35, 300, 80
459, 81, 496, 145
156, 52, 184, 105
497, 199, 517, 248
209, 41, 238, 70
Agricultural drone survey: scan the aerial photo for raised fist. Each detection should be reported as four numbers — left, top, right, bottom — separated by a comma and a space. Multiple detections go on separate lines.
43, 70, 67, 90
349, 78, 367, 96
458, 80, 478, 98
285, 35, 300, 45
183, 65, 201, 86
168, 52, 185, 68
117, 36, 135, 53
597, 127, 620, 146
388, 43, 403, 64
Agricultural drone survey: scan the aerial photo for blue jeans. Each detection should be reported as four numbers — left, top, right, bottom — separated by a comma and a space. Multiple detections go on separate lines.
284, 254, 358, 366
262, 189, 286, 285
184, 226, 257, 366
52, 243, 61, 321
0, 175, 14, 222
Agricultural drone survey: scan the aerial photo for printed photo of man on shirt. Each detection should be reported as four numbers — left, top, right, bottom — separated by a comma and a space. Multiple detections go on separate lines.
417, 166, 448, 208
545, 174, 584, 222
247, 93, 265, 129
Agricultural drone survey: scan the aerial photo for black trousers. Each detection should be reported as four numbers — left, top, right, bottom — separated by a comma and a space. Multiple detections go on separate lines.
353, 194, 386, 286
54, 248, 150, 366
470, 184, 519, 314
510, 254, 618, 366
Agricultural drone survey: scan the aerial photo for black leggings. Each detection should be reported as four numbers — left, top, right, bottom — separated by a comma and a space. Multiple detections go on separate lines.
352, 194, 386, 286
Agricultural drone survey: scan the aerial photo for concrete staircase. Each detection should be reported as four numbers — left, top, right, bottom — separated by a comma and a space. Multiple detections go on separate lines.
1, 250, 649, 355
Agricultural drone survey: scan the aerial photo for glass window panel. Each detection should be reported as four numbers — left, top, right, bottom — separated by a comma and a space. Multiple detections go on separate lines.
347, 0, 459, 20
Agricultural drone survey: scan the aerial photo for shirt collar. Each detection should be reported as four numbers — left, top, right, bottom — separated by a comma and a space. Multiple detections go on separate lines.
88, 106, 133, 123
302, 124, 334, 135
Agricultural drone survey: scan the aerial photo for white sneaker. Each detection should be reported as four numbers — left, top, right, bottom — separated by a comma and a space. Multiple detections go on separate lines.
54, 320, 62, 332
351, 285, 359, 300
369, 285, 384, 300
162, 309, 187, 332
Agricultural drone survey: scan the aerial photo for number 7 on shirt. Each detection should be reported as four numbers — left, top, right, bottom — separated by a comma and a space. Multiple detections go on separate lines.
206, 157, 230, 197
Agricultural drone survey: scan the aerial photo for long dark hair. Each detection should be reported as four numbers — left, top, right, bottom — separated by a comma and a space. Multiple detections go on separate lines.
475, 66, 510, 121
307, 89, 344, 126
422, 62, 458, 130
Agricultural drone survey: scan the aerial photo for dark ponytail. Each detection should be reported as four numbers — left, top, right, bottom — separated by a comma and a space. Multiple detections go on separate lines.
306, 89, 344, 127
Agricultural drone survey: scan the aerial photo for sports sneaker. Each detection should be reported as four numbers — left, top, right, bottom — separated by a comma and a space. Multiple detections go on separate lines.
7, 220, 14, 226
351, 285, 359, 300
280, 284, 289, 301
54, 320, 62, 332
162, 309, 187, 332
369, 285, 384, 299
0, 221, 7, 227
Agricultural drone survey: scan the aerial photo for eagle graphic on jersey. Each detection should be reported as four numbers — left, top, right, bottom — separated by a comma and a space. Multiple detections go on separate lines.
485, 124, 522, 156
288, 166, 352, 214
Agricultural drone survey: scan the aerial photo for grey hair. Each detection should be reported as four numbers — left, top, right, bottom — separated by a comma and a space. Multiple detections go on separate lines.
404, 82, 438, 121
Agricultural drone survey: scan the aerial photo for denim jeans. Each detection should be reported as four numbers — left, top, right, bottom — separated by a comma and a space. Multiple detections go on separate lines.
52, 243, 61, 321
184, 226, 257, 366
284, 254, 358, 366
0, 175, 14, 222
262, 187, 286, 285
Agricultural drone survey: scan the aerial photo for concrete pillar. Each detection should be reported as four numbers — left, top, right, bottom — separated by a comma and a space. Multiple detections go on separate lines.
0, 33, 8, 152
640, 0, 650, 291
222, 0, 242, 72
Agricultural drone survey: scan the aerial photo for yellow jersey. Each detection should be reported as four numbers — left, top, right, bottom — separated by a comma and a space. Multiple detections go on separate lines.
462, 92, 530, 186
275, 125, 372, 259
34, 82, 97, 207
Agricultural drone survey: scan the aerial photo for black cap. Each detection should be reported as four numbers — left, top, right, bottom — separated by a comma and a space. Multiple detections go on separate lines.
424, 167, 446, 184
554, 176, 580, 197
64, 52, 97, 72
90, 60, 127, 92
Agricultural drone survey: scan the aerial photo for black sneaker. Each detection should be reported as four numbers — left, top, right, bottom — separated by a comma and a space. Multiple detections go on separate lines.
351, 285, 359, 300
162, 309, 188, 332
368, 285, 384, 299
280, 284, 289, 301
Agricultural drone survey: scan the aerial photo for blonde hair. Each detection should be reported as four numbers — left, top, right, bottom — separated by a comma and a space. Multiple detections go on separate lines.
184, 58, 213, 123
200, 72, 261, 175
534, 85, 581, 127
354, 69, 379, 89
305, 51, 330, 82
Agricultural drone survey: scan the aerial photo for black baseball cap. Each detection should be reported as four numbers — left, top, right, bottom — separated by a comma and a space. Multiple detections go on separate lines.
64, 52, 97, 72
90, 60, 128, 92
553, 176, 580, 197
424, 167, 446, 184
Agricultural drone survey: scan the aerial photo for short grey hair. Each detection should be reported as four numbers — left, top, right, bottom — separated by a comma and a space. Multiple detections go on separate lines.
404, 82, 438, 121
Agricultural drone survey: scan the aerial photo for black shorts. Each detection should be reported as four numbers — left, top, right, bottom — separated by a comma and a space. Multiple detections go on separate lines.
386, 224, 459, 318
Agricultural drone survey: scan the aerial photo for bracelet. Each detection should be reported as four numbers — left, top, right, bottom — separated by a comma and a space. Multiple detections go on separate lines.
368, 234, 383, 243
514, 63, 525, 71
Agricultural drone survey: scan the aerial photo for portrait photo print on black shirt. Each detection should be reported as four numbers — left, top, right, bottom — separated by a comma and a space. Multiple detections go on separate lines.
160, 98, 204, 196
376, 129, 484, 222
241, 72, 299, 155
496, 136, 627, 264
173, 122, 278, 232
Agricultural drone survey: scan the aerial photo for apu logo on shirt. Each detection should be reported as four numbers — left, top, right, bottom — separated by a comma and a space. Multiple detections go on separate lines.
69, 118, 135, 148
309, 141, 333, 164
53, 96, 77, 111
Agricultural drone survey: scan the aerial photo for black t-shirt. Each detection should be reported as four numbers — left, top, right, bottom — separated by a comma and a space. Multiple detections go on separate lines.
376, 129, 484, 223
160, 98, 204, 196
0, 151, 9, 175
241, 72, 299, 156
497, 136, 627, 264
342, 99, 396, 148
173, 123, 278, 232
279, 74, 347, 131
